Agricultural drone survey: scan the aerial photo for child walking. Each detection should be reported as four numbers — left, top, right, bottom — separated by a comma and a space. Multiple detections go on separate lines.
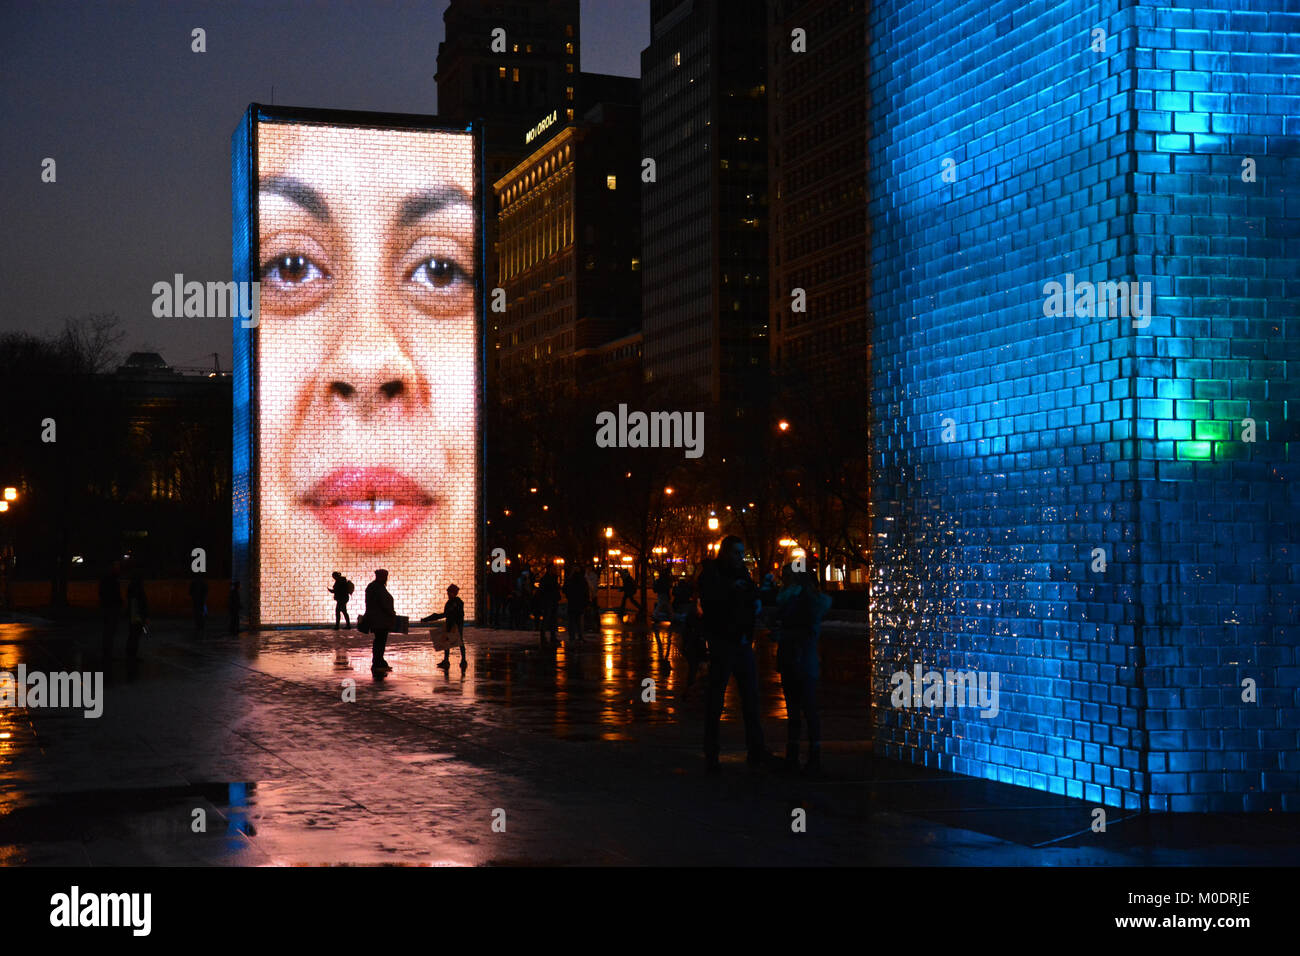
427, 584, 466, 669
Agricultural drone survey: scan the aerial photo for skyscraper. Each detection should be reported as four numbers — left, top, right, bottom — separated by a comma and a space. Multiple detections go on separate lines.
640, 0, 768, 413
435, 0, 581, 186
767, 0, 867, 402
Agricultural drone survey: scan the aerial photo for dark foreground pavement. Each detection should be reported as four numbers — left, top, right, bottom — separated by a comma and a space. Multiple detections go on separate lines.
1, 611, 1297, 866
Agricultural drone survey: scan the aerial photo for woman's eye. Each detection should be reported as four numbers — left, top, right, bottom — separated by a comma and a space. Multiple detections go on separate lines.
262, 254, 326, 285
409, 257, 465, 290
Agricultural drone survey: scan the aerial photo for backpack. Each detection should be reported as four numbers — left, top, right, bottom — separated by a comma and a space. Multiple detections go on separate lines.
346, 578, 355, 596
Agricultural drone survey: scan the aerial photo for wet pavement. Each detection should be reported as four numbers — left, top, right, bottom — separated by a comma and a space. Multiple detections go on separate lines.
1, 611, 1297, 866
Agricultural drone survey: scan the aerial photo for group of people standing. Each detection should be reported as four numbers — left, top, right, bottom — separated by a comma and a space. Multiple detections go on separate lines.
98, 565, 243, 661
697, 535, 832, 775
331, 569, 465, 674
485, 562, 602, 645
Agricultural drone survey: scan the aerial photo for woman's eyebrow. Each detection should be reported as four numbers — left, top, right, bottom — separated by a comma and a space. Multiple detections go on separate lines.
259, 175, 331, 223
397, 186, 472, 227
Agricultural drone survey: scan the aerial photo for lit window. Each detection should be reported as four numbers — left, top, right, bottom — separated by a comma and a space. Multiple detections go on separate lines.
512, 43, 519, 52
565, 108, 573, 121
565, 86, 573, 100
565, 41, 573, 54
526, 43, 532, 53
513, 68, 520, 82
606, 174, 617, 190
673, 51, 681, 67
498, 66, 506, 78
565, 24, 573, 37
631, 258, 640, 271
566, 62, 574, 73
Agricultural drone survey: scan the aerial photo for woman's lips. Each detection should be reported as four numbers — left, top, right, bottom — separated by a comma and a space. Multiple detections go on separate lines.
302, 468, 434, 552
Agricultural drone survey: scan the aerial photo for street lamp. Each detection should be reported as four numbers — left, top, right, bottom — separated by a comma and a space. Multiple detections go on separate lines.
0, 502, 7, 513
605, 527, 614, 539
2, 488, 15, 502
707, 517, 719, 531
777, 420, 790, 432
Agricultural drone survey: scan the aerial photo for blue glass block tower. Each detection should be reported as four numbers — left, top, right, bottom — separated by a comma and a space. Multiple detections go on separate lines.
868, 0, 1299, 811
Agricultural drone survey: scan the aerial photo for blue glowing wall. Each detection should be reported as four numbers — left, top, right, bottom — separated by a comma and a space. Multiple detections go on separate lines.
232, 108, 254, 621
868, 0, 1299, 811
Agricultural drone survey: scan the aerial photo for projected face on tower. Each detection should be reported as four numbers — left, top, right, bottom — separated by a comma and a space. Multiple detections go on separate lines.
254, 121, 477, 624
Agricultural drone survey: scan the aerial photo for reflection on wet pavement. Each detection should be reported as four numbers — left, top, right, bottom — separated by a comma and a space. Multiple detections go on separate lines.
0, 615, 1295, 866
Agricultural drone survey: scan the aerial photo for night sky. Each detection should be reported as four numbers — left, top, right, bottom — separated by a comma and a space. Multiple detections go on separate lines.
0, 0, 648, 371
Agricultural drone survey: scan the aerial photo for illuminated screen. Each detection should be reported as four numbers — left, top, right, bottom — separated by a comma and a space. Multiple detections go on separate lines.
240, 114, 479, 625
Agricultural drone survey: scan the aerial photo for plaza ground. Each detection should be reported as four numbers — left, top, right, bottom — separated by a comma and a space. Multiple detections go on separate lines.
1, 611, 1297, 866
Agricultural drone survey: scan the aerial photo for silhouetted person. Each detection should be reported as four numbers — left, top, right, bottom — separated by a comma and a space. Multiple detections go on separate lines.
775, 569, 832, 774
125, 571, 149, 661
585, 565, 600, 635
99, 561, 123, 662
364, 569, 396, 673
538, 566, 561, 646
699, 536, 768, 773
229, 580, 242, 634
511, 566, 533, 628
488, 567, 511, 628
618, 568, 641, 619
329, 571, 353, 629
426, 584, 466, 669
563, 564, 589, 644
189, 572, 208, 638
672, 574, 706, 686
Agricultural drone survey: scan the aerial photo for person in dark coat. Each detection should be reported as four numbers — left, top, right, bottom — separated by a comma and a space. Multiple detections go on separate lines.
617, 567, 641, 620
562, 564, 589, 644
328, 571, 353, 629
125, 571, 149, 661
426, 583, 466, 669
698, 536, 769, 773
189, 572, 208, 638
364, 569, 396, 672
774, 569, 832, 774
99, 561, 123, 662
488, 568, 511, 628
537, 565, 561, 647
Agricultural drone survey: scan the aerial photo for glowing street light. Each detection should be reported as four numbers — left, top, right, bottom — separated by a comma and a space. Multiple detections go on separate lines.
664, 486, 674, 495
0, 502, 7, 513
605, 527, 614, 538
777, 420, 790, 432
2, 488, 15, 502
707, 517, 719, 531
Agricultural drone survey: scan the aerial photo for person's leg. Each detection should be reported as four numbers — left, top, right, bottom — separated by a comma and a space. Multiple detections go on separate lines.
458, 626, 467, 664
804, 673, 822, 769
343, 605, 351, 628
704, 642, 735, 770
780, 668, 803, 767
334, 605, 341, 629
372, 630, 388, 668
735, 642, 766, 761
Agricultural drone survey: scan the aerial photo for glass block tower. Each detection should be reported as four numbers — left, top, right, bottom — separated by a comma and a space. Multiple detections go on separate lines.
868, 0, 1299, 811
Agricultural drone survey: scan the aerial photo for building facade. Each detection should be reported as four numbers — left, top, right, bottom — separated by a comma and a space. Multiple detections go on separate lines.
640, 0, 768, 413
493, 81, 641, 404
435, 0, 581, 186
868, 0, 1300, 811
767, 0, 868, 401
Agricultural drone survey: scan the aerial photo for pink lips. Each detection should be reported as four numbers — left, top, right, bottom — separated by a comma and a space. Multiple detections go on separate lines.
303, 468, 434, 552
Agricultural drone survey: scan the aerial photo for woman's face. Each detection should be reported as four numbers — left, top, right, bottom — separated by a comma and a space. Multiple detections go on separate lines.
255, 122, 476, 623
